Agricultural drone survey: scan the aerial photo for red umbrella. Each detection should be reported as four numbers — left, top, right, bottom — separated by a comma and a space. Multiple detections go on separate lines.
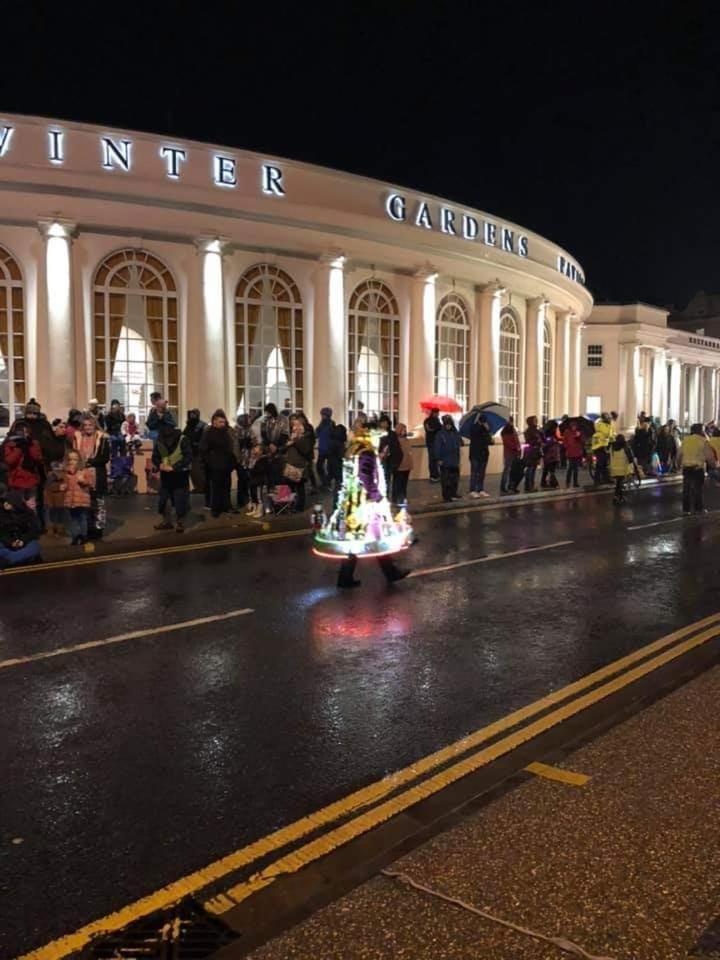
419, 394, 463, 413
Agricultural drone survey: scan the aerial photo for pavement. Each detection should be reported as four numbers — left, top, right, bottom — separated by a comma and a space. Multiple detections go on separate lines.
32, 467, 681, 563
247, 665, 720, 960
1, 478, 718, 958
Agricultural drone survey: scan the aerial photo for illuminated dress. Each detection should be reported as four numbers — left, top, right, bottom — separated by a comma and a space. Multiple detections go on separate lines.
313, 426, 413, 584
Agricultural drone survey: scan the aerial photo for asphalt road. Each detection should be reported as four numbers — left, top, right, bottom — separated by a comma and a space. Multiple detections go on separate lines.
1, 481, 718, 957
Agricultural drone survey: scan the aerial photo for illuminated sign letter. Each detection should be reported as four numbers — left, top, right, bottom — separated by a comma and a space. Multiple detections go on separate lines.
415, 202, 433, 229
462, 214, 479, 240
101, 137, 132, 171
501, 228, 514, 253
484, 221, 497, 246
385, 193, 406, 221
214, 155, 237, 187
262, 164, 285, 196
160, 145, 187, 179
0, 125, 14, 158
440, 207, 456, 235
518, 235, 529, 257
48, 129, 64, 164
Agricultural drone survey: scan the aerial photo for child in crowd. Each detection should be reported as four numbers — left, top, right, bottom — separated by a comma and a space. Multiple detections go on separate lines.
247, 443, 271, 518
0, 485, 42, 568
109, 447, 137, 495
61, 450, 94, 544
45, 461, 68, 537
121, 412, 140, 439
609, 434, 635, 505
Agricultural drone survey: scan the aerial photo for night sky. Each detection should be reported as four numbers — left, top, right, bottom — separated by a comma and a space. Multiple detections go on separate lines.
3, 3, 718, 308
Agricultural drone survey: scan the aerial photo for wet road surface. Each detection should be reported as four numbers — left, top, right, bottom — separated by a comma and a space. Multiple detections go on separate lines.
1, 482, 718, 956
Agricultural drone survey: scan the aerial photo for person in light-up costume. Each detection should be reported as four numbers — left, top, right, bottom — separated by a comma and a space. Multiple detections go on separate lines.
313, 420, 412, 587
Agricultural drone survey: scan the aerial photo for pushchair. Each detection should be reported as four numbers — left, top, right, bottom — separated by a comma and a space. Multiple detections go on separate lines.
109, 451, 137, 495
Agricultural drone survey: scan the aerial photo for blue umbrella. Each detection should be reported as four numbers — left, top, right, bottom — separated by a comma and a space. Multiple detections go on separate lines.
459, 402, 511, 438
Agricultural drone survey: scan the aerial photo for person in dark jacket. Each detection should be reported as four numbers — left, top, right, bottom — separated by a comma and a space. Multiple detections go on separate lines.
183, 409, 208, 503
434, 415, 463, 502
327, 423, 347, 498
283, 416, 315, 510
146, 392, 177, 435
523, 416, 543, 492
10, 398, 55, 527
468, 414, 493, 498
378, 416, 402, 502
0, 485, 41, 568
87, 399, 106, 432
541, 420, 561, 488
423, 408, 442, 481
104, 399, 126, 454
315, 407, 335, 490
233, 414, 253, 510
1, 423, 44, 510
199, 409, 236, 517
152, 422, 192, 532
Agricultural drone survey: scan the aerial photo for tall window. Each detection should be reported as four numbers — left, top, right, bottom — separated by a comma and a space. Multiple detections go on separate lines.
0, 245, 25, 427
498, 310, 520, 419
94, 249, 178, 422
348, 279, 400, 422
235, 264, 304, 416
435, 293, 470, 410
542, 319, 552, 421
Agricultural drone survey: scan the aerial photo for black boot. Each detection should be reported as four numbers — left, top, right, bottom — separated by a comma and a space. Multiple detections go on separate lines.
378, 555, 410, 583
337, 555, 361, 588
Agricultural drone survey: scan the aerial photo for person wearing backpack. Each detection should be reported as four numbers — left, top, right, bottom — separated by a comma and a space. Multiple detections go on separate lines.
609, 434, 635, 505
152, 421, 192, 532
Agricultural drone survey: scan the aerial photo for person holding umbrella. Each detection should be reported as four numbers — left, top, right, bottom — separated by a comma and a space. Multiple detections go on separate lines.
434, 415, 463, 502
468, 414, 493, 498
423, 407, 442, 482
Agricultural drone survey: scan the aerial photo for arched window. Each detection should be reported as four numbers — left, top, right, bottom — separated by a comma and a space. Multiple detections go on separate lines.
498, 310, 520, 420
542, 319, 552, 421
348, 279, 400, 422
235, 264, 303, 416
93, 249, 178, 422
435, 293, 470, 410
0, 246, 25, 427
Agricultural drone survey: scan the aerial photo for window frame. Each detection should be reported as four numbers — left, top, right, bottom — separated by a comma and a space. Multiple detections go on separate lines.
435, 292, 470, 410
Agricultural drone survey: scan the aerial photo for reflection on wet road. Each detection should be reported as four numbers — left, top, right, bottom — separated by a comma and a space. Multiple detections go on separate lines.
1, 481, 718, 957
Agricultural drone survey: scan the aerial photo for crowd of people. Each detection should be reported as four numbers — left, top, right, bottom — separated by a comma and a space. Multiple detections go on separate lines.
1, 391, 718, 569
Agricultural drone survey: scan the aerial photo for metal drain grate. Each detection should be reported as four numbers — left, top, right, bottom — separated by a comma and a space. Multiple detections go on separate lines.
82, 898, 240, 959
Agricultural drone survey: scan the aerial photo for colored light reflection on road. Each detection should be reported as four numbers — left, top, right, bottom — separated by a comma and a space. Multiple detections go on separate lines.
309, 605, 413, 647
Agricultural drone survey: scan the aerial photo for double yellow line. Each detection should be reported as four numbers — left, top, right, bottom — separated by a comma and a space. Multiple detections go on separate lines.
19, 611, 720, 960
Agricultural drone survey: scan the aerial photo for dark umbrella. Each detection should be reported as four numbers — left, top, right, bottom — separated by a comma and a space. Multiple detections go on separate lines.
459, 402, 511, 438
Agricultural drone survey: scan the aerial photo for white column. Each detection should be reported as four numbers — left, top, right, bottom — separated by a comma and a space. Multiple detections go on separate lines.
476, 281, 506, 403
620, 343, 639, 432
702, 366, 715, 423
407, 270, 437, 430
652, 349, 667, 421
691, 365, 701, 423
525, 297, 548, 420
312, 254, 346, 424
196, 237, 229, 417
554, 309, 570, 415
669, 359, 681, 422
568, 318, 581, 415
38, 219, 76, 418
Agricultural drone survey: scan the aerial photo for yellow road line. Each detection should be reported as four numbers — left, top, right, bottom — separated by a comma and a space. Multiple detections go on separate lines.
0, 609, 254, 672
17, 611, 720, 959
0, 527, 310, 576
524, 761, 590, 786
210, 620, 720, 912
1, 477, 678, 577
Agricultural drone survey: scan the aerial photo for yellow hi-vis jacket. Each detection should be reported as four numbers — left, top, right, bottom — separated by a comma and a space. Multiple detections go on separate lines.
610, 447, 634, 478
680, 434, 713, 469
591, 419, 615, 451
